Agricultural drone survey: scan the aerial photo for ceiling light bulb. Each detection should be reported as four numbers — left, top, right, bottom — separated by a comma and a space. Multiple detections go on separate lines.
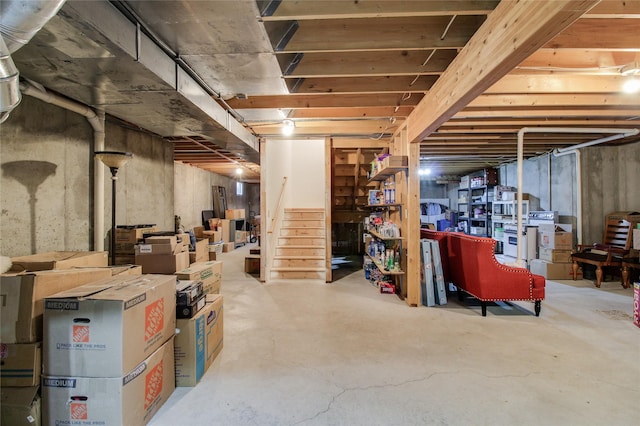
282, 119, 295, 136
622, 78, 640, 94
235, 167, 243, 175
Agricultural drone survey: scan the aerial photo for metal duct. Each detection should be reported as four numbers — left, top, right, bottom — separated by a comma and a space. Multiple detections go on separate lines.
0, 0, 66, 121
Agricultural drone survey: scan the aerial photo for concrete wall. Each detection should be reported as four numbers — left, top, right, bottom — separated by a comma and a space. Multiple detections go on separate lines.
174, 161, 260, 231
448, 141, 640, 246
1, 96, 172, 257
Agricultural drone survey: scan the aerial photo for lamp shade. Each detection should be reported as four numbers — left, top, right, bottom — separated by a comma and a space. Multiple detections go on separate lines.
95, 151, 133, 169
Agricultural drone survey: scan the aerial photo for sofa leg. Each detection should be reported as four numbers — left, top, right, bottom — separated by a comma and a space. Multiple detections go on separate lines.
481, 302, 487, 317
595, 267, 603, 288
534, 300, 541, 317
572, 261, 579, 281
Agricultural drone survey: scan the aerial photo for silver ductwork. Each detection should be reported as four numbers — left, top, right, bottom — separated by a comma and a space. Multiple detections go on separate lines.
0, 0, 66, 122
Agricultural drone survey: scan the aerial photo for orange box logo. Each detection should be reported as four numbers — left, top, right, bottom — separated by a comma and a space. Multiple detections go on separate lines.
73, 325, 90, 343
145, 298, 164, 341
70, 402, 88, 420
144, 361, 163, 409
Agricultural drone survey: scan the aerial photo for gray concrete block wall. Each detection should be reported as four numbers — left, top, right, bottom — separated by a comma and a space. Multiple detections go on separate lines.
0, 96, 175, 257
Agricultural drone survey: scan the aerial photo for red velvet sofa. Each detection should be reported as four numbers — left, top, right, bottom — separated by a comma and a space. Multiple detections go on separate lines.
421, 229, 545, 316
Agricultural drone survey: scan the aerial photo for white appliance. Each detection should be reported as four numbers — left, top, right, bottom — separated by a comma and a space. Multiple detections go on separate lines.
502, 223, 537, 264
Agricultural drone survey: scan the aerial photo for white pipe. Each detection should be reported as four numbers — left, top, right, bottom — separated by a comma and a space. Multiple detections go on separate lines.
516, 126, 638, 264
20, 81, 106, 250
552, 148, 582, 245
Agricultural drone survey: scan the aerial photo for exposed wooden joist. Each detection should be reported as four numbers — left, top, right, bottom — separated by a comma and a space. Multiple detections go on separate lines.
290, 107, 414, 119
279, 16, 485, 52
468, 93, 640, 108
486, 74, 634, 93
454, 108, 640, 118
227, 93, 424, 109
545, 19, 640, 49
262, 1, 499, 21
290, 75, 438, 94
406, 0, 601, 143
283, 50, 458, 77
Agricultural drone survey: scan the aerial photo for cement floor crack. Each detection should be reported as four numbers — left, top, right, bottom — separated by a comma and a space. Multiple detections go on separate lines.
290, 370, 457, 426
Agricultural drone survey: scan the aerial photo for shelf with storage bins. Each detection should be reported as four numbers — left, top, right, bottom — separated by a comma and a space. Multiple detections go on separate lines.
492, 199, 530, 240
456, 168, 497, 237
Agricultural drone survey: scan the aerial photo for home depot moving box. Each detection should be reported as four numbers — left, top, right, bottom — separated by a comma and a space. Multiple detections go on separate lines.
0, 386, 41, 426
0, 342, 41, 387
9, 251, 108, 272
0, 268, 113, 343
43, 274, 176, 377
43, 339, 175, 426
174, 294, 224, 386
175, 261, 223, 295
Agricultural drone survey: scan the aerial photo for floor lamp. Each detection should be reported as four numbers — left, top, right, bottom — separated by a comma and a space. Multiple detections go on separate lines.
95, 151, 133, 265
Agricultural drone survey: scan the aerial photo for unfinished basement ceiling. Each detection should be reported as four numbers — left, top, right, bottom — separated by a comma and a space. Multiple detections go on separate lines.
8, 0, 640, 182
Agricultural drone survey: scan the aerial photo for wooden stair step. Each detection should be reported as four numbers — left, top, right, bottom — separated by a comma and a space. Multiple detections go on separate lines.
273, 255, 324, 260
271, 266, 326, 272
276, 245, 324, 249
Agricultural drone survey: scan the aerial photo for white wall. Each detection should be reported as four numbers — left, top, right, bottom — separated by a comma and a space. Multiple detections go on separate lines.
265, 139, 325, 217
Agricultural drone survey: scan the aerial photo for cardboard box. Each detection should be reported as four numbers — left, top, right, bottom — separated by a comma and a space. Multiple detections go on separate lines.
538, 224, 573, 250
633, 229, 640, 250
174, 295, 223, 386
538, 247, 572, 263
218, 220, 232, 243
244, 256, 260, 274
1, 268, 113, 343
235, 230, 248, 243
223, 242, 235, 252
135, 251, 190, 274
381, 155, 408, 169
202, 230, 223, 243
43, 338, 175, 426
208, 251, 217, 261
9, 251, 108, 272
175, 261, 223, 295
0, 386, 40, 426
115, 226, 158, 244
225, 209, 245, 219
0, 342, 41, 387
115, 254, 136, 265
109, 264, 143, 276
189, 239, 208, 264
43, 274, 176, 377
530, 259, 580, 280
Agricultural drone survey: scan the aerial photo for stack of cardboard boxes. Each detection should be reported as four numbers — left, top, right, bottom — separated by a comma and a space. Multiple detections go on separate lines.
42, 274, 177, 425
1, 236, 228, 424
115, 225, 157, 265
530, 224, 576, 279
134, 235, 190, 274
0, 251, 111, 425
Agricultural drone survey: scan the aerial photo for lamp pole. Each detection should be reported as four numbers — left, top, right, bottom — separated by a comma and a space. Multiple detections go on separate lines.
95, 151, 133, 265
108, 167, 118, 266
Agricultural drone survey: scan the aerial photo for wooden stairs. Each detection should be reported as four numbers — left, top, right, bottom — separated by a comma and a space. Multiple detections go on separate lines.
271, 208, 326, 280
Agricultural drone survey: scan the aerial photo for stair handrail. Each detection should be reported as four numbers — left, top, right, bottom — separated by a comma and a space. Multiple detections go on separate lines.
268, 176, 288, 234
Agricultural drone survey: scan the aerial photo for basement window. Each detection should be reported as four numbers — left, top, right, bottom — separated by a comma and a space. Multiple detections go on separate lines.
236, 182, 243, 196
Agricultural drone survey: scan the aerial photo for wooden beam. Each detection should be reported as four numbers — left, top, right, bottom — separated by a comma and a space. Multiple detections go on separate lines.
284, 50, 457, 77
290, 75, 437, 94
515, 50, 638, 74
486, 74, 634, 94
290, 107, 414, 119
467, 93, 640, 108
453, 108, 640, 118
263, 1, 498, 21
280, 16, 485, 52
331, 139, 390, 149
545, 19, 640, 49
406, 0, 600, 143
226, 93, 424, 109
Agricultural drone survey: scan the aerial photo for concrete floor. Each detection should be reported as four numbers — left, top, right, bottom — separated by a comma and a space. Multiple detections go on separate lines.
149, 243, 638, 426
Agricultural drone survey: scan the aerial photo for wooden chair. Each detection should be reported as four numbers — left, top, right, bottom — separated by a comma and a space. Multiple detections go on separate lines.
571, 218, 633, 288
